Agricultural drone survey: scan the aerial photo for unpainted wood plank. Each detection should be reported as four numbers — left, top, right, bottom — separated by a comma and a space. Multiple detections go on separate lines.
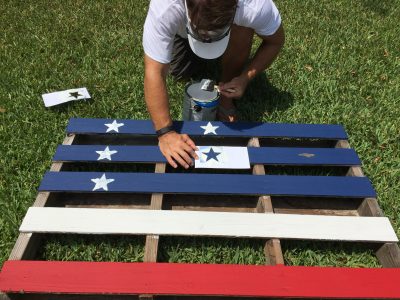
170, 205, 253, 213
274, 208, 358, 216
248, 138, 283, 265
2, 261, 400, 298
60, 193, 151, 208
358, 197, 384, 217
8, 135, 76, 260
376, 243, 400, 268
164, 194, 257, 212
20, 207, 398, 243
272, 196, 361, 215
143, 163, 166, 263
336, 139, 400, 267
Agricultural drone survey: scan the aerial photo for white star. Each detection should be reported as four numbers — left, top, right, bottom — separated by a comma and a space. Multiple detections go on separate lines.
200, 122, 219, 135
91, 173, 114, 191
105, 120, 124, 133
96, 146, 118, 161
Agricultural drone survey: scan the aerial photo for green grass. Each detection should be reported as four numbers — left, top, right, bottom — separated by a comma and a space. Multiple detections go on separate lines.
1, 0, 399, 268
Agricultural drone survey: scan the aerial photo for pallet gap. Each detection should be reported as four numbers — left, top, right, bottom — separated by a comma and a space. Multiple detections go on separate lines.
165, 166, 252, 175
47, 192, 151, 209
281, 240, 381, 267
158, 236, 266, 265
37, 234, 145, 262
259, 165, 348, 176
271, 196, 363, 216
163, 194, 257, 213
73, 134, 250, 147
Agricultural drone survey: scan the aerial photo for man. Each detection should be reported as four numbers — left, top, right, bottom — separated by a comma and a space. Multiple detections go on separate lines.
143, 0, 284, 169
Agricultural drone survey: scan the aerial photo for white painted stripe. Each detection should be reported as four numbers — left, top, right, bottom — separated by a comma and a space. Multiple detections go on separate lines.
20, 207, 398, 243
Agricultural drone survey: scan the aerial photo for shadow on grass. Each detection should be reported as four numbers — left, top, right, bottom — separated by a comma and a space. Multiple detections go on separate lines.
361, 0, 391, 15
239, 72, 294, 122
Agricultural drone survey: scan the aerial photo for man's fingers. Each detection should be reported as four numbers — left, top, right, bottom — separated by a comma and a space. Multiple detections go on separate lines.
166, 154, 178, 169
178, 150, 194, 167
172, 152, 190, 169
182, 134, 199, 155
220, 90, 238, 98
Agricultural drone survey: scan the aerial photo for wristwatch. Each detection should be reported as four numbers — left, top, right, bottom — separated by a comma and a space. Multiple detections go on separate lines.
156, 125, 175, 138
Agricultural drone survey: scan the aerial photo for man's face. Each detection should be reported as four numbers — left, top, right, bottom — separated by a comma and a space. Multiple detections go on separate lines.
185, 0, 235, 43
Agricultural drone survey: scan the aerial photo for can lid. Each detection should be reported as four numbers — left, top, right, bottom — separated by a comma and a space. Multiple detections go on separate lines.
186, 82, 219, 103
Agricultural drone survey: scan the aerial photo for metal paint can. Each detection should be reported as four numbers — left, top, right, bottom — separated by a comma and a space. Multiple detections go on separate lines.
182, 81, 220, 121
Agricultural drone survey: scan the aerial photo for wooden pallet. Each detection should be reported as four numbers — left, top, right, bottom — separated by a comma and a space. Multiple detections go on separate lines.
1, 118, 399, 299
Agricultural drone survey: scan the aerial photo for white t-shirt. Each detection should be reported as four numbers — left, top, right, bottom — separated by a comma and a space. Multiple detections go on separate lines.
143, 0, 282, 64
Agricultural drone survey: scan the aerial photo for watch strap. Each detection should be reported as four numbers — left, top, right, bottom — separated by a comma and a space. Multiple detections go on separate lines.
156, 125, 175, 137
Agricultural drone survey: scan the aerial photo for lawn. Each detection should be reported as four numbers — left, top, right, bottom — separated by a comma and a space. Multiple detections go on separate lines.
0, 0, 399, 268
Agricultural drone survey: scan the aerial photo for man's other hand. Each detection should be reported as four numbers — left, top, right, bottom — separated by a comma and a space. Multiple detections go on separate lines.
219, 74, 249, 99
158, 131, 198, 169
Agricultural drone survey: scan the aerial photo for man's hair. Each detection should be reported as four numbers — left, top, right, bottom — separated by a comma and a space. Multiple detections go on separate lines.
186, 0, 237, 31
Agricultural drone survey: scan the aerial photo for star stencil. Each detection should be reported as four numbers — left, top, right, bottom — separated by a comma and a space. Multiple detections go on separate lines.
105, 120, 124, 133
200, 122, 219, 135
91, 173, 114, 191
202, 147, 221, 162
96, 146, 118, 161
69, 91, 82, 99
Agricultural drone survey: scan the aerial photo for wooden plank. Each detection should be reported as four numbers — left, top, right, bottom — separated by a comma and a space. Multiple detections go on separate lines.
143, 163, 166, 263
336, 140, 400, 267
2, 261, 400, 298
8, 135, 76, 261
53, 145, 361, 166
66, 118, 348, 139
19, 207, 398, 243
38, 172, 377, 198
141, 163, 166, 300
248, 138, 284, 266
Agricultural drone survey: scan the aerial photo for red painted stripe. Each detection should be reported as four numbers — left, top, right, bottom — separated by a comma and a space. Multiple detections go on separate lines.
1, 261, 400, 298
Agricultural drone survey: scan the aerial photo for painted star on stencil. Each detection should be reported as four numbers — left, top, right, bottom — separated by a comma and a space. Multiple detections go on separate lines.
96, 146, 118, 161
200, 122, 219, 135
91, 173, 115, 191
68, 91, 82, 99
105, 120, 124, 133
202, 147, 221, 162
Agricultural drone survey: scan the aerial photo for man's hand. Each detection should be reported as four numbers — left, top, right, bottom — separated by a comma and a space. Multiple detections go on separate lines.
219, 74, 249, 99
158, 131, 198, 169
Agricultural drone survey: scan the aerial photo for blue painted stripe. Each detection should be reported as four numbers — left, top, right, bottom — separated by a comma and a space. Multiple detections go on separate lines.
53, 145, 361, 166
39, 172, 376, 198
66, 118, 348, 139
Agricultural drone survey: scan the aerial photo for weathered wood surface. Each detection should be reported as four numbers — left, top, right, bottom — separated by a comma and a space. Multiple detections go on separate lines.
248, 137, 284, 265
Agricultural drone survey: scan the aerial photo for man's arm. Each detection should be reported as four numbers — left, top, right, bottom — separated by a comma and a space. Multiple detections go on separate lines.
219, 24, 285, 98
144, 54, 198, 169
